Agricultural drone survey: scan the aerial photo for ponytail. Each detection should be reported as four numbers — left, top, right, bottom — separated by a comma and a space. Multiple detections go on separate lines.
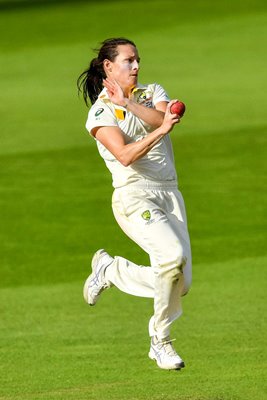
77, 57, 105, 106
77, 37, 136, 106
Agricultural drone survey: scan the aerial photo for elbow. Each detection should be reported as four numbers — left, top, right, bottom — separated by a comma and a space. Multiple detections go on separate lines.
115, 147, 137, 167
118, 156, 132, 167
121, 160, 132, 167
116, 152, 133, 167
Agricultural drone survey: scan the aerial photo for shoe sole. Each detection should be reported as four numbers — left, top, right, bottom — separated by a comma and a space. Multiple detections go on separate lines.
83, 249, 105, 305
148, 351, 185, 371
83, 274, 94, 305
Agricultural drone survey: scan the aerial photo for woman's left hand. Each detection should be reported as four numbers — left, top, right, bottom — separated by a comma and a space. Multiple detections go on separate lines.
103, 78, 126, 107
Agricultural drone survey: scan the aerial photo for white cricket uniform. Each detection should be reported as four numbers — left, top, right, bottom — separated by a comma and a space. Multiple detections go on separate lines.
86, 83, 192, 340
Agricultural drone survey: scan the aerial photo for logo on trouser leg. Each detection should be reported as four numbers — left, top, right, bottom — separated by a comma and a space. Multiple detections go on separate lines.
141, 210, 151, 221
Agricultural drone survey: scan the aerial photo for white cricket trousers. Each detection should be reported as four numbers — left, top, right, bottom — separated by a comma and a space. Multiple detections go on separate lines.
105, 181, 192, 340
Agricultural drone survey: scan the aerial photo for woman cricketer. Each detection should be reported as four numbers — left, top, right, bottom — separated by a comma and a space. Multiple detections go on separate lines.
77, 37, 192, 371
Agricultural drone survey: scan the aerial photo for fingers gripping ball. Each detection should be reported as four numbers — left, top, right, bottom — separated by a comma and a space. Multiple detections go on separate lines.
170, 101, 186, 117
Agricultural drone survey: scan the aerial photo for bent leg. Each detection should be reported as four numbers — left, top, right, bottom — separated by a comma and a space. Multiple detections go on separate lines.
109, 187, 192, 339
105, 255, 154, 298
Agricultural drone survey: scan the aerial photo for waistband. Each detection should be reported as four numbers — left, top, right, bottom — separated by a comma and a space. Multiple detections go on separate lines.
114, 179, 178, 191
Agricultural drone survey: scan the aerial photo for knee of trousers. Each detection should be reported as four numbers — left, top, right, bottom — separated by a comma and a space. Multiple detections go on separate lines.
156, 251, 187, 281
181, 263, 192, 297
182, 283, 191, 297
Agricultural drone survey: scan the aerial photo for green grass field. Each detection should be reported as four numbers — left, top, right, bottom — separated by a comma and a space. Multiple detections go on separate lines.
1, 0, 266, 399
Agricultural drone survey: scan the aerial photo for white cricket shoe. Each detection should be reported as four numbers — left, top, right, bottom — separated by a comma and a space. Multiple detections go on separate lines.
149, 336, 185, 370
83, 249, 113, 306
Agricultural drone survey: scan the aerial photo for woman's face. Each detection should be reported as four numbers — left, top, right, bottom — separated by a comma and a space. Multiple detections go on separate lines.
105, 44, 140, 91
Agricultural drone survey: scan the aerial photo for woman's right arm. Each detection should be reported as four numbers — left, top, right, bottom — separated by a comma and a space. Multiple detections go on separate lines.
92, 101, 180, 167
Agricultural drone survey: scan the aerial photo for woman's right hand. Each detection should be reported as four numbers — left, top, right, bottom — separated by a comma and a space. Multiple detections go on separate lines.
161, 100, 181, 134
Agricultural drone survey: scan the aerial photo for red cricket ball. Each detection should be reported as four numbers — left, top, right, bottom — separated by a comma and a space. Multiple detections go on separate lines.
170, 101, 186, 116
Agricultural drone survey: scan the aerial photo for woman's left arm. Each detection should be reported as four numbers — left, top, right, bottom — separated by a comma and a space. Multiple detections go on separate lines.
103, 78, 167, 128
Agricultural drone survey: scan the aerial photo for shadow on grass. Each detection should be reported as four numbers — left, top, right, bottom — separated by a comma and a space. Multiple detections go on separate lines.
0, 0, 125, 12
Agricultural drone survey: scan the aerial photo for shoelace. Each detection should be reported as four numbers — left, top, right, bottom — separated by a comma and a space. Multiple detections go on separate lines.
158, 338, 177, 356
160, 338, 176, 346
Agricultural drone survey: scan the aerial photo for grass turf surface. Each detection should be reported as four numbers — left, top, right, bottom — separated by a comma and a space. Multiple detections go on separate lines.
0, 0, 267, 399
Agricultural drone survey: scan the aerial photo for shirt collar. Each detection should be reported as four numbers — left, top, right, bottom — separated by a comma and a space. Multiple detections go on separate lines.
98, 83, 146, 101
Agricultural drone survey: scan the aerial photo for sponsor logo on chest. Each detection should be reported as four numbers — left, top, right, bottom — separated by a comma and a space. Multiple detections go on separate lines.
137, 91, 153, 107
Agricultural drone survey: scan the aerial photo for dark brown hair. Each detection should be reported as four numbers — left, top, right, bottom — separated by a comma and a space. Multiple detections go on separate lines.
77, 37, 136, 106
